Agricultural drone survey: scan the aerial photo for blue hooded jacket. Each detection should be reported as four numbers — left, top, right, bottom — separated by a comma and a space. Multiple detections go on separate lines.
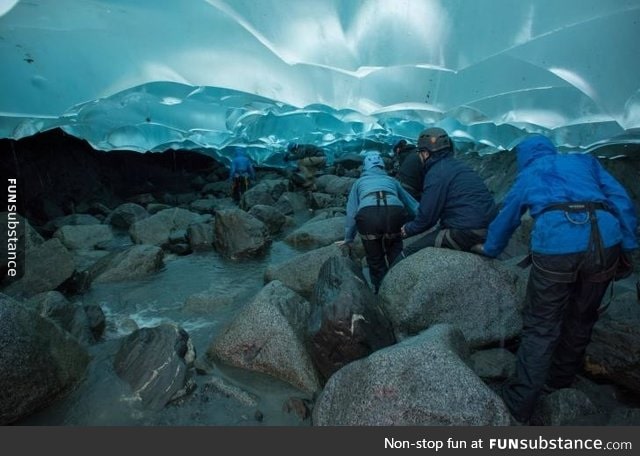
483, 135, 638, 257
229, 149, 256, 182
344, 164, 419, 242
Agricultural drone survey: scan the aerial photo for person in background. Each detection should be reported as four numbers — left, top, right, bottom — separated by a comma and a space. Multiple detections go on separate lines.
336, 151, 418, 294
229, 148, 256, 202
284, 142, 327, 191
392, 139, 423, 200
396, 127, 497, 261
474, 134, 638, 425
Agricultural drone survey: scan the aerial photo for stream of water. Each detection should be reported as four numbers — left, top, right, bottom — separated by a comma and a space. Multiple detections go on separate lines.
18, 239, 314, 426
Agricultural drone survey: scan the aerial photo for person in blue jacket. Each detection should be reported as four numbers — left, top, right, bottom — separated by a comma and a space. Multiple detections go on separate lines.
229, 148, 256, 202
337, 151, 418, 294
475, 134, 638, 424
396, 127, 497, 260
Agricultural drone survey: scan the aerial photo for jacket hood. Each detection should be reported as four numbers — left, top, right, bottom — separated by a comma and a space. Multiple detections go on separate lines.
516, 135, 557, 170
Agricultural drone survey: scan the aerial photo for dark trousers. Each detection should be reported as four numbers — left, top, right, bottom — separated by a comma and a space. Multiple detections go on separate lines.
356, 205, 408, 292
394, 227, 487, 267
502, 244, 620, 422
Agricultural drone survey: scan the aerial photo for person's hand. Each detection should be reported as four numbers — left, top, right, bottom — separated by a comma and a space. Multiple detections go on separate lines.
335, 240, 352, 254
400, 225, 407, 238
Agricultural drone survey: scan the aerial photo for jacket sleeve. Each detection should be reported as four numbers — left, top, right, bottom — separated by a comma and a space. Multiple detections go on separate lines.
344, 181, 359, 242
482, 176, 528, 257
396, 181, 419, 217
594, 160, 639, 251
403, 172, 446, 237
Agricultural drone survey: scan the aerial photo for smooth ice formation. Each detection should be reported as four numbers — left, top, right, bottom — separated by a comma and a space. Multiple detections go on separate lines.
1, 0, 639, 165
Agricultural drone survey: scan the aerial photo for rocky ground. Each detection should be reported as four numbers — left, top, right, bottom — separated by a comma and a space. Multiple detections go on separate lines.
1, 129, 639, 426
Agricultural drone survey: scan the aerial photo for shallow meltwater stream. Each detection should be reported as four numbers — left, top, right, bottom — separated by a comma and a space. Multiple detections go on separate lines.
18, 240, 313, 426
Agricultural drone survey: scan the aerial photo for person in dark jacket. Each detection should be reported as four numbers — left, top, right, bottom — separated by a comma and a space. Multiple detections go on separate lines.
396, 127, 497, 260
474, 134, 638, 424
284, 142, 327, 190
228, 148, 256, 202
392, 139, 424, 200
337, 151, 418, 294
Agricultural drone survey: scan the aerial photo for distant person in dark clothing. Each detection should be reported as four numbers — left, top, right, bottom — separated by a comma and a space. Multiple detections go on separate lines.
229, 148, 256, 202
474, 134, 638, 424
284, 142, 327, 190
392, 139, 423, 200
396, 127, 497, 261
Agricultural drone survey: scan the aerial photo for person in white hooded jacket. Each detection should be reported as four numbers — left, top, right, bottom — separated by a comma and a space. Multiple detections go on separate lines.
337, 151, 419, 294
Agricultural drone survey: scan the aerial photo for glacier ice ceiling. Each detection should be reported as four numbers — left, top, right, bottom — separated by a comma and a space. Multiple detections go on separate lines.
1, 0, 640, 165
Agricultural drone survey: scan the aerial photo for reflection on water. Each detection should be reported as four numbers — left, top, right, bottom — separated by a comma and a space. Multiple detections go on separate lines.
19, 240, 313, 426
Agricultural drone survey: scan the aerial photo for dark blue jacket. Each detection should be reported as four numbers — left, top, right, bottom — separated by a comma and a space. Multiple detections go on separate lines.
229, 150, 256, 182
483, 135, 638, 257
403, 150, 497, 237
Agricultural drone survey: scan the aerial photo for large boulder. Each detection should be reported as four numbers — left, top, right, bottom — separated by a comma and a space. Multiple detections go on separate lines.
584, 287, 640, 395
53, 224, 114, 250
114, 324, 196, 410
206, 280, 321, 395
248, 204, 288, 235
312, 324, 511, 425
3, 238, 75, 299
308, 256, 395, 383
25, 291, 95, 345
284, 216, 345, 250
87, 244, 164, 284
264, 243, 343, 300
214, 208, 270, 259
0, 295, 89, 425
106, 203, 149, 229
314, 175, 356, 195
187, 221, 215, 251
380, 247, 523, 348
274, 192, 308, 215
129, 207, 204, 246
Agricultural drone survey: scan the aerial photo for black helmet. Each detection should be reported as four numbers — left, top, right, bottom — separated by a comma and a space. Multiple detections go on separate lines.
417, 128, 451, 153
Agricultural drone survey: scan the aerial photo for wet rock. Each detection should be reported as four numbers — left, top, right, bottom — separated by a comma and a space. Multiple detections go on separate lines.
530, 388, 598, 426
206, 280, 321, 394
82, 302, 106, 340
187, 221, 215, 250
129, 207, 204, 246
282, 397, 312, 421
314, 175, 356, 195
284, 216, 345, 250
189, 198, 218, 215
214, 208, 271, 259
248, 204, 287, 235
313, 324, 511, 425
25, 291, 95, 345
308, 255, 395, 383
274, 192, 308, 215
585, 289, 640, 395
264, 243, 343, 300
88, 244, 164, 284
607, 407, 640, 425
113, 324, 195, 410
380, 247, 523, 348
53, 224, 114, 250
469, 348, 517, 380
205, 376, 259, 407
0, 294, 89, 425
43, 213, 102, 235
106, 203, 149, 229
3, 238, 75, 299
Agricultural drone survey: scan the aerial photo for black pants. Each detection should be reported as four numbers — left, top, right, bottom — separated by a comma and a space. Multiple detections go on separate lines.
232, 175, 249, 202
355, 205, 409, 293
502, 244, 620, 422
393, 227, 487, 267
